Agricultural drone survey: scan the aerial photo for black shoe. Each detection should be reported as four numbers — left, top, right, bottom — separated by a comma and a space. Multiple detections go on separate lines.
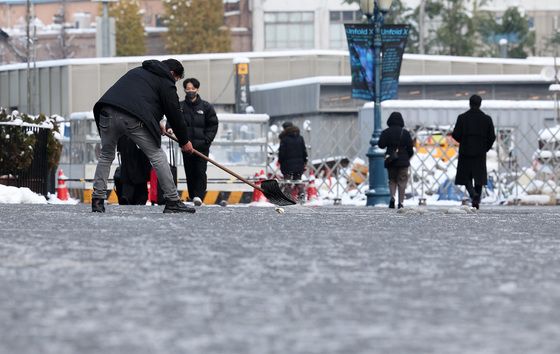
163, 200, 196, 214
389, 198, 395, 209
472, 200, 480, 210
92, 198, 105, 213
398, 203, 404, 209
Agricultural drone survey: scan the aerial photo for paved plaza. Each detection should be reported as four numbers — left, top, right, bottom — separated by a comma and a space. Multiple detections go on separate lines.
1, 203, 559, 354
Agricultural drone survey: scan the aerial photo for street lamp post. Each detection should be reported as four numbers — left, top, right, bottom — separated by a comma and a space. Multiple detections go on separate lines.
360, 0, 393, 206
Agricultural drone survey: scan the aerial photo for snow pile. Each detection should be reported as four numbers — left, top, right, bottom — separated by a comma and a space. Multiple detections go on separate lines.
0, 185, 47, 204
0, 186, 80, 205
47, 193, 80, 205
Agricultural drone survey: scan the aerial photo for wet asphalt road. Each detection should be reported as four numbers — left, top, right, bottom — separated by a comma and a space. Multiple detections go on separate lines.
1, 203, 560, 354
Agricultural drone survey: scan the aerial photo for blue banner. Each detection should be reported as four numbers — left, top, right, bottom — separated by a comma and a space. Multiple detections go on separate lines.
344, 24, 375, 101
380, 25, 410, 101
345, 24, 409, 101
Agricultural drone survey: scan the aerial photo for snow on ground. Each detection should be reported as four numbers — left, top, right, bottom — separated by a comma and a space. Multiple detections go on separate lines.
0, 185, 78, 205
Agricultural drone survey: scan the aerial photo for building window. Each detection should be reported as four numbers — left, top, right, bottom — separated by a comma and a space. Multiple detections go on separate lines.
329, 10, 362, 50
264, 12, 314, 49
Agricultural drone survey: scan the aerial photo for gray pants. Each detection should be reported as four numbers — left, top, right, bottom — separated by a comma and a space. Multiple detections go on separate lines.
92, 106, 179, 202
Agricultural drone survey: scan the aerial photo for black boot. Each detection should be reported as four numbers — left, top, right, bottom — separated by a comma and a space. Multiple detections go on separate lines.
398, 203, 404, 209
92, 198, 105, 213
389, 198, 395, 209
163, 200, 196, 214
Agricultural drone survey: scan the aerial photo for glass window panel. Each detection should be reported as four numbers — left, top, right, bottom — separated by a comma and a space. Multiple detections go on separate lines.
265, 25, 276, 42
342, 11, 353, 21
302, 25, 314, 41
302, 12, 314, 22
264, 13, 276, 23
277, 24, 288, 41
329, 24, 347, 49
277, 12, 289, 22
290, 12, 302, 22
330, 11, 340, 22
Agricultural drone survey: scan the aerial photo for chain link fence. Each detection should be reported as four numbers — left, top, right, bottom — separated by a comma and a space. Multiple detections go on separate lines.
267, 101, 560, 205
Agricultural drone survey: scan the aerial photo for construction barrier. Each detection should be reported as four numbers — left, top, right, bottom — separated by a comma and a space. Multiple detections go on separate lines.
78, 188, 253, 205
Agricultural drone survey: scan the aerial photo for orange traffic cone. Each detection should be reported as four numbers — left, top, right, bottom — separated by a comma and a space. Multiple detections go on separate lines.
251, 169, 268, 202
56, 169, 69, 201
306, 170, 318, 201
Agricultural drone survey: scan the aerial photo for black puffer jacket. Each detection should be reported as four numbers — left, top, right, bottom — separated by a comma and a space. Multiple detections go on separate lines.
93, 60, 189, 147
378, 111, 414, 168
180, 96, 219, 152
278, 126, 308, 175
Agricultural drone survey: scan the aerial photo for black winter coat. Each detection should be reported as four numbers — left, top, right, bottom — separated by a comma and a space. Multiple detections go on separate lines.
278, 126, 308, 176
452, 108, 495, 157
378, 112, 414, 168
452, 108, 496, 185
180, 96, 219, 152
93, 60, 189, 147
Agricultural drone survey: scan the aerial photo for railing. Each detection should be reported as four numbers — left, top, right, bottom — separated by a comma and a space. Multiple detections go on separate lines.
0, 124, 53, 196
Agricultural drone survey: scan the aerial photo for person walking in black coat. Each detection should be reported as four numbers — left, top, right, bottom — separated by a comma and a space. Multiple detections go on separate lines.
452, 95, 496, 209
278, 122, 308, 201
91, 58, 195, 214
278, 122, 308, 181
167, 78, 219, 206
378, 111, 414, 209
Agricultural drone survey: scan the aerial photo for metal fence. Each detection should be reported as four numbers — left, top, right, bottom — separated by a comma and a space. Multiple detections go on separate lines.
266, 106, 560, 205
0, 124, 53, 196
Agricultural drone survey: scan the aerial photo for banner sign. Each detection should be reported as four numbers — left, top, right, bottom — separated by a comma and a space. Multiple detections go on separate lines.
380, 25, 410, 101
234, 59, 251, 113
344, 24, 375, 101
345, 24, 409, 101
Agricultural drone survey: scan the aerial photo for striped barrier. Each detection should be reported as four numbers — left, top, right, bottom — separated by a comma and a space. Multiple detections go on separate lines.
76, 188, 254, 205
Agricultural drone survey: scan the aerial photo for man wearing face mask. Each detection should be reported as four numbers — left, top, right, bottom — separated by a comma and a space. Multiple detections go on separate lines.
167, 78, 219, 206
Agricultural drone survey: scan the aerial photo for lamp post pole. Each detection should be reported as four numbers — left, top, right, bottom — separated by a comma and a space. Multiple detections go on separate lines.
365, 2, 391, 206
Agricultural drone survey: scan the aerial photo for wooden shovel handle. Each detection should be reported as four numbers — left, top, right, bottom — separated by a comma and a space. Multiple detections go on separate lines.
164, 132, 264, 192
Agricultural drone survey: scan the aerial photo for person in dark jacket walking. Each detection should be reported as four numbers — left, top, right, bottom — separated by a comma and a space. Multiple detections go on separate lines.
278, 122, 308, 181
378, 111, 414, 209
91, 58, 195, 214
452, 95, 496, 209
278, 122, 308, 202
167, 78, 219, 206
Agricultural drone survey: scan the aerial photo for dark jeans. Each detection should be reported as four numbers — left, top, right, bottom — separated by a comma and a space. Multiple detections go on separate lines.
183, 149, 209, 200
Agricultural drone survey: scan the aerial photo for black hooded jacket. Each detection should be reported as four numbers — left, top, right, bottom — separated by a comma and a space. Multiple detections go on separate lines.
180, 95, 219, 152
93, 60, 189, 147
278, 126, 308, 175
378, 112, 414, 168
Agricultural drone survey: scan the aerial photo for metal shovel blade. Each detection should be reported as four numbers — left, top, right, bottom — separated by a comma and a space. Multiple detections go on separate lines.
260, 179, 296, 206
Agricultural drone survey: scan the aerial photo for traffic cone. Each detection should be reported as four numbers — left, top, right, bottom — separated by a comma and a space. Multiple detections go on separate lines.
251, 169, 268, 202
306, 170, 318, 201
56, 168, 69, 201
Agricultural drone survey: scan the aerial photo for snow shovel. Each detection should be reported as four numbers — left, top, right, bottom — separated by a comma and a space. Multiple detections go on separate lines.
164, 132, 296, 206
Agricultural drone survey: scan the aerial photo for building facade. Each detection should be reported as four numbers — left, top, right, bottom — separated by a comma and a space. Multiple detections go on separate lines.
250, 0, 360, 52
